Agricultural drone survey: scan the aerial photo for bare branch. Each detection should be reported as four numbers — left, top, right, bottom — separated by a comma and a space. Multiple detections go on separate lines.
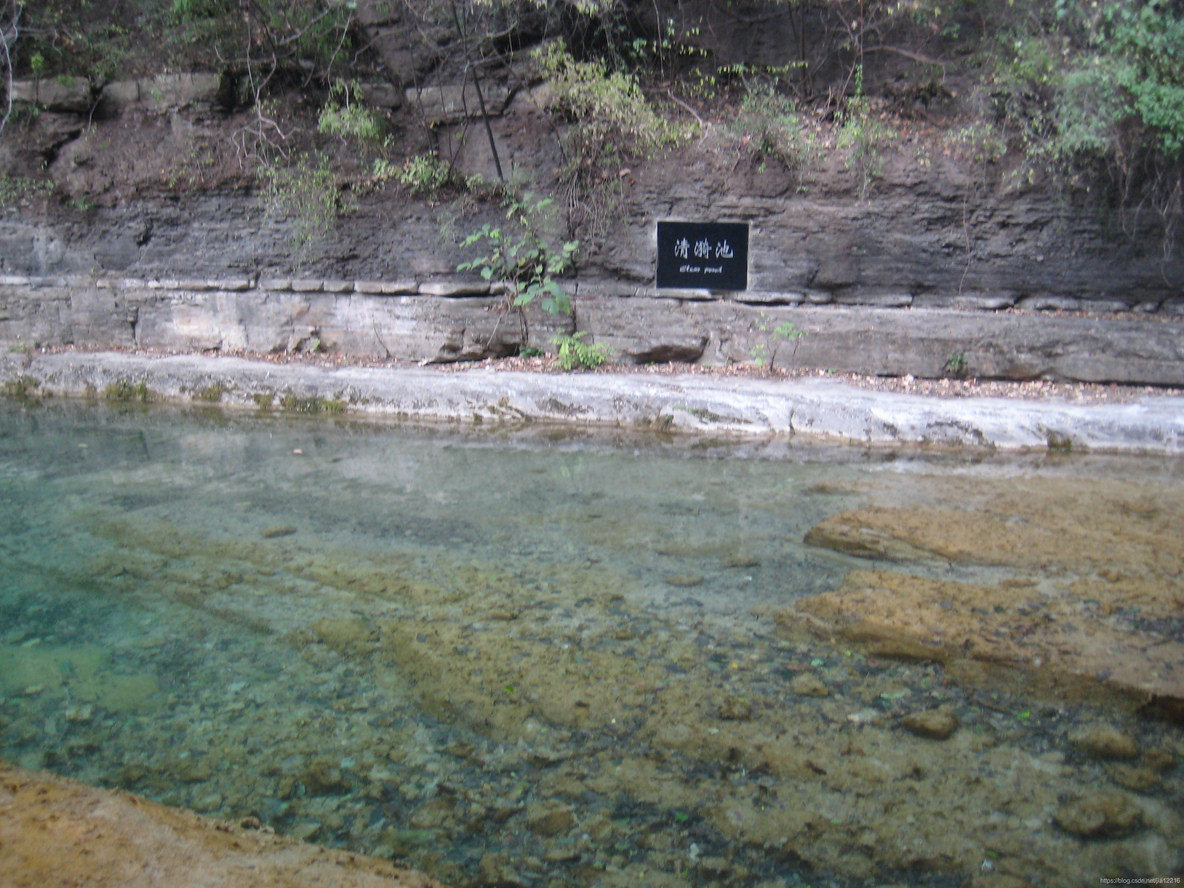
0, 0, 21, 140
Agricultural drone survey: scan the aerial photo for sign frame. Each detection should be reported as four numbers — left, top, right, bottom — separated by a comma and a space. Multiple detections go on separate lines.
656, 220, 749, 292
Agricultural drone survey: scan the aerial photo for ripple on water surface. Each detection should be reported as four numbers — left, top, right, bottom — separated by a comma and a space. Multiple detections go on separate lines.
1, 401, 1181, 888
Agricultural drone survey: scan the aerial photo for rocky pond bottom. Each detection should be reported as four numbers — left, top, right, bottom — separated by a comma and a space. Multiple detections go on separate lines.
0, 401, 1181, 888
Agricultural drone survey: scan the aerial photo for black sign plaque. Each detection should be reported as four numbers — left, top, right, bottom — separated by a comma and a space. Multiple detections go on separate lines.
656, 221, 749, 291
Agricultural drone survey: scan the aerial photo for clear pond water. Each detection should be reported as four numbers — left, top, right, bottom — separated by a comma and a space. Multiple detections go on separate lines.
1, 400, 1181, 887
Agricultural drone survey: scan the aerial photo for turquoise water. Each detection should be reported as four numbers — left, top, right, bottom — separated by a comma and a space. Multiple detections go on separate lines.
1, 400, 1181, 887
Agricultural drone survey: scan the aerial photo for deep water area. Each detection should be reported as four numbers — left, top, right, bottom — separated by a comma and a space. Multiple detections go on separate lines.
1, 401, 1181, 888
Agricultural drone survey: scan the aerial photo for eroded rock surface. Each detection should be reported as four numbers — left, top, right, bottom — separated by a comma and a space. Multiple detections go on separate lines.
789, 473, 1184, 721
0, 761, 446, 888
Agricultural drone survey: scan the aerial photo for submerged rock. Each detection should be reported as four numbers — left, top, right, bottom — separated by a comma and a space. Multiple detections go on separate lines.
968, 875, 1032, 888
525, 802, 575, 837
717, 695, 754, 721
1069, 725, 1140, 760
1144, 748, 1178, 772
901, 708, 960, 740
1053, 791, 1144, 838
1107, 764, 1162, 793
478, 852, 526, 887
789, 672, 829, 697
299, 759, 350, 796
721, 552, 760, 569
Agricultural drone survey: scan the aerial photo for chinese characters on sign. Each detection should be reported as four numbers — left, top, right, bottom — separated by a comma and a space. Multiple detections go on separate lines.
657, 221, 749, 291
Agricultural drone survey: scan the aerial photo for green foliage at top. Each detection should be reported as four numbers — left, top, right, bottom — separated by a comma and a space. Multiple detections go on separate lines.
992, 0, 1184, 166
7, 0, 142, 83
976, 0, 1183, 247
5, 0, 1181, 248
169, 0, 356, 78
1108, 2, 1184, 158
457, 192, 579, 316
535, 40, 682, 171
10, 0, 355, 83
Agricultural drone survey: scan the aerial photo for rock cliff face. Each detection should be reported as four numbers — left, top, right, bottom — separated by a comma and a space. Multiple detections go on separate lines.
4, 109, 1181, 308
1, 71, 1182, 381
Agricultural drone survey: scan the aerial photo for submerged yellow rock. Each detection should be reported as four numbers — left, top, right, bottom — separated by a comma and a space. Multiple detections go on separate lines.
0, 643, 160, 712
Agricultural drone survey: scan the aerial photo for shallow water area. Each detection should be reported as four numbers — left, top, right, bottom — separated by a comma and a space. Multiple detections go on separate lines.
1, 400, 1181, 888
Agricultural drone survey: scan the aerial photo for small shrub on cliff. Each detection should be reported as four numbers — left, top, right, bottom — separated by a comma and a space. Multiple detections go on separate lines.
535, 40, 676, 167
318, 81, 386, 147
728, 85, 821, 175
535, 39, 688, 238
261, 151, 356, 268
553, 332, 612, 371
396, 154, 458, 196
457, 192, 578, 317
835, 66, 897, 199
0, 174, 55, 209
943, 351, 969, 379
750, 313, 806, 372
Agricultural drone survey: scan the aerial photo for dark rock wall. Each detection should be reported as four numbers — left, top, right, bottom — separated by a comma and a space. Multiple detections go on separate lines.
3, 68, 1183, 383
2, 174, 1179, 312
3, 65, 1181, 308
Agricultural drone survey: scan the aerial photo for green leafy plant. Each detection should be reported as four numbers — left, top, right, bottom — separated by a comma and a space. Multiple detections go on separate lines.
0, 174, 55, 208
318, 80, 386, 147
103, 379, 152, 403
457, 192, 578, 317
751, 313, 806, 371
168, 0, 354, 78
396, 153, 456, 196
261, 150, 355, 267
943, 351, 969, 378
553, 331, 612, 371
835, 65, 898, 199
623, 18, 709, 79
729, 85, 821, 175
